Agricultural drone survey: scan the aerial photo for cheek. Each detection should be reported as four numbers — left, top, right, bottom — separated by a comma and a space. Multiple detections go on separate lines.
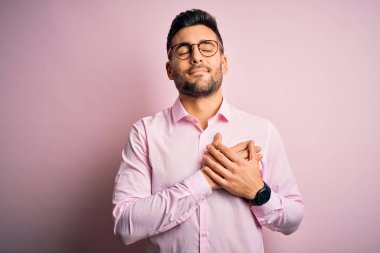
174, 62, 190, 74
211, 60, 224, 74
209, 56, 223, 68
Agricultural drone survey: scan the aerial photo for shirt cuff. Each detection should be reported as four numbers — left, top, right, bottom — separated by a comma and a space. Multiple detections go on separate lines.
250, 191, 282, 217
183, 170, 212, 203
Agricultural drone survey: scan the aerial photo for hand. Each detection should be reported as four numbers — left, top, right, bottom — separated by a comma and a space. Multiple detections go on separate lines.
202, 138, 264, 199
201, 134, 222, 189
201, 133, 262, 190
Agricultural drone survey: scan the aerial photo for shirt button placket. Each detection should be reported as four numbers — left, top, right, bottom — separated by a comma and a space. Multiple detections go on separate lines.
198, 131, 210, 253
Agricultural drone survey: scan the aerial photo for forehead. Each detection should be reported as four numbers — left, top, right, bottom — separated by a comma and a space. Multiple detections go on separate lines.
171, 25, 219, 45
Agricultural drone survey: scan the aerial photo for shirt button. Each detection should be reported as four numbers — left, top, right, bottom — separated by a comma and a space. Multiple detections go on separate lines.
201, 232, 207, 237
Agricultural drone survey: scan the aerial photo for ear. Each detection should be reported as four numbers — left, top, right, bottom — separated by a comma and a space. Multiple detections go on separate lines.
165, 61, 174, 80
221, 54, 228, 74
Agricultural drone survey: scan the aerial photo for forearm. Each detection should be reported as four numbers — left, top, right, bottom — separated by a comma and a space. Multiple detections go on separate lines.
113, 171, 211, 245
250, 192, 304, 235
248, 121, 304, 234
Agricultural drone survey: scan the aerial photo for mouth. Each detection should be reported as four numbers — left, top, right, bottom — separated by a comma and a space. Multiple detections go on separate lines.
188, 67, 209, 75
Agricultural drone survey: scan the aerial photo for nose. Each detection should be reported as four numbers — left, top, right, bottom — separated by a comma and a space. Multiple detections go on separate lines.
190, 44, 203, 64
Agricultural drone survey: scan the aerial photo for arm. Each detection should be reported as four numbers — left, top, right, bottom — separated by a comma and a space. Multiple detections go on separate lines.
112, 122, 211, 245
250, 122, 304, 235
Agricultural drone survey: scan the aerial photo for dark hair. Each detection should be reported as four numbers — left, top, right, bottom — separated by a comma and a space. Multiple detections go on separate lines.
166, 9, 223, 52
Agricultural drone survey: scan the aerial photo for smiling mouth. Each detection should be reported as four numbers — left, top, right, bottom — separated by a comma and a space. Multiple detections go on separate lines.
189, 68, 208, 75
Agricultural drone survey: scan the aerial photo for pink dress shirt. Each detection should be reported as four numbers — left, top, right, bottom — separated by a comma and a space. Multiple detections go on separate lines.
112, 98, 304, 253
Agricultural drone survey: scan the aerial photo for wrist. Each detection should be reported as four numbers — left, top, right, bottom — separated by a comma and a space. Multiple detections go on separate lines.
245, 181, 271, 206
246, 180, 265, 199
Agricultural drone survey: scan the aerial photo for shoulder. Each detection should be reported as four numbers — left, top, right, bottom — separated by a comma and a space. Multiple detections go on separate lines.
130, 106, 172, 135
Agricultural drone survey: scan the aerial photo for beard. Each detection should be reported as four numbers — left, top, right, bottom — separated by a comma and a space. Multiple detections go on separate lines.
172, 64, 223, 98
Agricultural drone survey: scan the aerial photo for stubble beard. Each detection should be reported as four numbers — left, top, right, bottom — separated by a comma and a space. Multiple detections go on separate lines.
173, 65, 223, 98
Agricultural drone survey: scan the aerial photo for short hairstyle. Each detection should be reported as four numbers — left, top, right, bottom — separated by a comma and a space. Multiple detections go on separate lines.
166, 9, 224, 52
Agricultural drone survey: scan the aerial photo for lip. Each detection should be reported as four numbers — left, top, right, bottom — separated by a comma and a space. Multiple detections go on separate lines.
189, 68, 208, 75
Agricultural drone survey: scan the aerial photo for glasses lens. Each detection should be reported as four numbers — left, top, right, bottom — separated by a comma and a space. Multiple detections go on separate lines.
199, 41, 218, 57
174, 44, 191, 59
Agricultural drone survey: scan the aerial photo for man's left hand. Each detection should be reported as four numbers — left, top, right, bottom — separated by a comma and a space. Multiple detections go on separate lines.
202, 141, 264, 199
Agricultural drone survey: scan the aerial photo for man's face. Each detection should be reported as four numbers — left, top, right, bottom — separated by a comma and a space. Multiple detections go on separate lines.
166, 25, 228, 98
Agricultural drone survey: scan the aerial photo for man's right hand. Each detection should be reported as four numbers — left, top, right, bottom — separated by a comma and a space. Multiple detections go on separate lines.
201, 133, 262, 189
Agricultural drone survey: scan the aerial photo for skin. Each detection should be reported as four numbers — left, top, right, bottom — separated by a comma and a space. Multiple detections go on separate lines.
166, 25, 264, 200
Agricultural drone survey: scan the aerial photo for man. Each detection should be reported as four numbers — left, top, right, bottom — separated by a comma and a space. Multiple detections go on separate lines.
112, 9, 303, 253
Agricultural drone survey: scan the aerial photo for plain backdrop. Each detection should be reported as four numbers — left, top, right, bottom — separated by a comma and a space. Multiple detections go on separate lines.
1, 1, 379, 252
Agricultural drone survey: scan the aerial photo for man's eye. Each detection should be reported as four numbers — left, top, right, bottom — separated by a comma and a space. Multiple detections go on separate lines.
199, 43, 216, 51
176, 46, 190, 54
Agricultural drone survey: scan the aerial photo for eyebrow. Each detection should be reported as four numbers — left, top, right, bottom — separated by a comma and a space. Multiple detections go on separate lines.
172, 39, 216, 47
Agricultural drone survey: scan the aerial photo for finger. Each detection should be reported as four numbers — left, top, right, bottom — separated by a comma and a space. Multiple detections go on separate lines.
212, 132, 222, 146
237, 150, 249, 160
213, 142, 240, 163
203, 166, 228, 187
206, 145, 235, 169
256, 154, 263, 161
248, 141, 254, 160
203, 154, 232, 178
230, 140, 252, 153
201, 168, 219, 189
203, 152, 219, 165
255, 146, 261, 153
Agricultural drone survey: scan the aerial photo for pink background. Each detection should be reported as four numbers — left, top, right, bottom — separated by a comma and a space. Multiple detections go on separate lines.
1, 1, 379, 252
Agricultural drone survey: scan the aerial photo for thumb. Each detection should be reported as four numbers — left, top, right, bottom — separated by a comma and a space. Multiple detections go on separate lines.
212, 132, 222, 146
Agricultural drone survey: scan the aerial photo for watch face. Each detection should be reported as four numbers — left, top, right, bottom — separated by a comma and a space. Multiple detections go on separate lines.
253, 183, 271, 205
259, 189, 271, 203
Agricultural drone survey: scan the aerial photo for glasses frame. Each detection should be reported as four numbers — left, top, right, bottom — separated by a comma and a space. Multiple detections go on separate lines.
167, 39, 224, 60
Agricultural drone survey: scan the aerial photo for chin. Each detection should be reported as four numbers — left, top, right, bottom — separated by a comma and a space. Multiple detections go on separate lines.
190, 76, 211, 84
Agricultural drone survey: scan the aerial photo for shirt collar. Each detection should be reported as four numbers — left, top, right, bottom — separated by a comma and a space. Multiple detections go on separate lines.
171, 97, 232, 123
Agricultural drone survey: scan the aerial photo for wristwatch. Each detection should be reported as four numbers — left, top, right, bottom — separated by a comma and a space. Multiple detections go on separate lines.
246, 182, 271, 206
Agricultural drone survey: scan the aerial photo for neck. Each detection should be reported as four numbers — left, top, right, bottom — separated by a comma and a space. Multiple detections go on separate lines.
179, 89, 223, 129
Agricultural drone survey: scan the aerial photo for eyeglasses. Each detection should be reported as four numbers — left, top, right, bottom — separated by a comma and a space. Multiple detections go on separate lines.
168, 40, 223, 60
